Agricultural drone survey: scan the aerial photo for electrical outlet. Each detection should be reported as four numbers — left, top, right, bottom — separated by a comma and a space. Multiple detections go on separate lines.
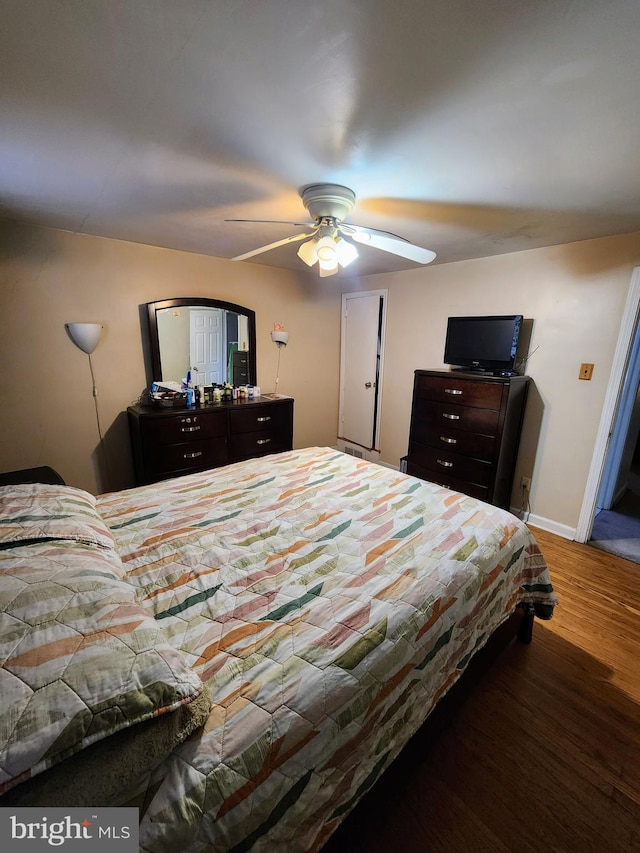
520, 476, 531, 491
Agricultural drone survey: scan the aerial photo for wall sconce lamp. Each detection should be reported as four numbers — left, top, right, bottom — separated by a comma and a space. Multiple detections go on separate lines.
65, 322, 104, 443
267, 323, 290, 398
66, 322, 103, 354
270, 329, 290, 347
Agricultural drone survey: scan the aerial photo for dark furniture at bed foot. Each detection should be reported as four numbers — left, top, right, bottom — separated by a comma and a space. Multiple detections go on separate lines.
0, 466, 66, 487
517, 603, 535, 643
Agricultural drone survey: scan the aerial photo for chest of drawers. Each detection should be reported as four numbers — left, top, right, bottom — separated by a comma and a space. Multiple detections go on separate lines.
406, 370, 528, 508
128, 396, 294, 485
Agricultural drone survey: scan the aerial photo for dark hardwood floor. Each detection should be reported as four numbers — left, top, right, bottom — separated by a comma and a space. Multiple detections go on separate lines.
324, 527, 640, 852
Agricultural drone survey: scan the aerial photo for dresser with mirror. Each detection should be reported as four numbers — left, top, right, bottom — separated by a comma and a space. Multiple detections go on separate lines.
128, 297, 293, 485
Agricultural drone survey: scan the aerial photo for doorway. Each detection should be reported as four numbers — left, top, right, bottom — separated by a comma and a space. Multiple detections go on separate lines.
577, 266, 640, 554
338, 290, 388, 463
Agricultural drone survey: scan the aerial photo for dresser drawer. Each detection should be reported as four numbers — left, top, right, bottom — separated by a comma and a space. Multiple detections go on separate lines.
414, 374, 504, 409
408, 442, 492, 487
229, 404, 291, 435
406, 460, 489, 502
229, 431, 291, 460
411, 397, 501, 435
145, 438, 228, 477
142, 411, 226, 446
419, 426, 496, 460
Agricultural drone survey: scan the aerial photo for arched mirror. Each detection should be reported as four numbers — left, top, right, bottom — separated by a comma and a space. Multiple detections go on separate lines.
146, 297, 257, 386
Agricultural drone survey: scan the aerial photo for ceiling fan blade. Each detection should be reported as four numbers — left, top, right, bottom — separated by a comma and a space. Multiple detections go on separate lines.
232, 231, 317, 262
225, 219, 314, 227
346, 226, 436, 264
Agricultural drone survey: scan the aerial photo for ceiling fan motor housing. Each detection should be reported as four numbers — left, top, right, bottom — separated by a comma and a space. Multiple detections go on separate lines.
301, 184, 356, 224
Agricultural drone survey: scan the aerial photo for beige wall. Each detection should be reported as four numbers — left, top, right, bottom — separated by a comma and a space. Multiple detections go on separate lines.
2, 220, 640, 536
0, 222, 342, 494
373, 231, 640, 532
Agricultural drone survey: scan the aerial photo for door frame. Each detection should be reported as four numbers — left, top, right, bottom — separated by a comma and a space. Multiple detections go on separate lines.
338, 289, 388, 463
576, 265, 640, 542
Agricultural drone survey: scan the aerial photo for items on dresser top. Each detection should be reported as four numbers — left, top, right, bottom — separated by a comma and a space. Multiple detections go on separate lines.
128, 396, 294, 485
149, 380, 263, 407
406, 370, 528, 509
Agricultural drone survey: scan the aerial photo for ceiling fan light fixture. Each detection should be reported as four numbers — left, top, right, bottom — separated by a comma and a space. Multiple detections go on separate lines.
315, 235, 337, 263
334, 237, 358, 267
297, 239, 318, 266
319, 262, 339, 277
318, 255, 338, 271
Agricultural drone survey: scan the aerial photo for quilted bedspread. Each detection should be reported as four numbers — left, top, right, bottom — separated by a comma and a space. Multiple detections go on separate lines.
95, 446, 556, 852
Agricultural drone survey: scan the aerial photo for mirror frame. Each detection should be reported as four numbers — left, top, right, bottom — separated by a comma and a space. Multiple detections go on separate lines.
146, 297, 257, 386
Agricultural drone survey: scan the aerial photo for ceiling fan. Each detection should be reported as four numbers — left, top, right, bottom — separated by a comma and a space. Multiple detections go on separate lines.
226, 184, 437, 276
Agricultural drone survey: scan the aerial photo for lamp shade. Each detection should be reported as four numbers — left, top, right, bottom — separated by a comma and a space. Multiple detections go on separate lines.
271, 329, 290, 347
334, 237, 358, 267
297, 239, 318, 267
66, 322, 103, 354
319, 264, 339, 277
315, 235, 337, 264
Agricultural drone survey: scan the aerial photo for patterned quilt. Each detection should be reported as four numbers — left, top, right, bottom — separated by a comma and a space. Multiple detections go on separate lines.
93, 447, 557, 852
0, 486, 206, 801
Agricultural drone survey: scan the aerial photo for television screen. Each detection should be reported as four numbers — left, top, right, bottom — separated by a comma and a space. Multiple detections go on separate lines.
443, 315, 523, 373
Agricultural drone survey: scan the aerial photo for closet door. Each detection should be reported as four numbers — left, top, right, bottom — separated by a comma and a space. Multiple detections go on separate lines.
339, 290, 387, 462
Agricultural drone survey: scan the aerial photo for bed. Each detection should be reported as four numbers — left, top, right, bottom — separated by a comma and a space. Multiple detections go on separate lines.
0, 446, 556, 851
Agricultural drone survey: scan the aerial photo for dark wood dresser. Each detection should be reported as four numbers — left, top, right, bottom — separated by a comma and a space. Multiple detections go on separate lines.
128, 396, 294, 486
406, 370, 528, 508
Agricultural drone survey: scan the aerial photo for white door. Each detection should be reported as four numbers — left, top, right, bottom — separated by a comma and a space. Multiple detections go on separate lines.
190, 309, 225, 384
339, 290, 387, 461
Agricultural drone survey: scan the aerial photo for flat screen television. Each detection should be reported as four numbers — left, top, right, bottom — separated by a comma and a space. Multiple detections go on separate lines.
443, 315, 523, 374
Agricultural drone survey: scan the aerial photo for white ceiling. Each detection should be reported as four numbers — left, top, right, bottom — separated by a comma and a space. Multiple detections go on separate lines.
2, 0, 640, 278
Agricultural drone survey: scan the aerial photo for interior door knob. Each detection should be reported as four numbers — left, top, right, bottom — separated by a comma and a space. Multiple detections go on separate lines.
365, 382, 372, 388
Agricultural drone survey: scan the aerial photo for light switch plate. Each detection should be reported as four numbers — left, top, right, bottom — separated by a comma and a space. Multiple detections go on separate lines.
579, 363, 594, 380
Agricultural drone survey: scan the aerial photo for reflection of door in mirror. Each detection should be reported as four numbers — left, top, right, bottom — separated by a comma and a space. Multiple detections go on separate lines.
147, 298, 256, 387
190, 309, 225, 385
157, 307, 227, 384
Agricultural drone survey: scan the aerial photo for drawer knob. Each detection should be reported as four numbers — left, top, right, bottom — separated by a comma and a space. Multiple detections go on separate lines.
181, 425, 201, 432
442, 412, 460, 420
184, 451, 203, 459
256, 416, 271, 422
257, 438, 272, 445
440, 435, 457, 444
437, 458, 454, 468
444, 388, 463, 395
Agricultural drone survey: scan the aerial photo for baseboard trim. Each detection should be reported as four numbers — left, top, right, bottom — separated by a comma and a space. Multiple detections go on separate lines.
525, 512, 576, 540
